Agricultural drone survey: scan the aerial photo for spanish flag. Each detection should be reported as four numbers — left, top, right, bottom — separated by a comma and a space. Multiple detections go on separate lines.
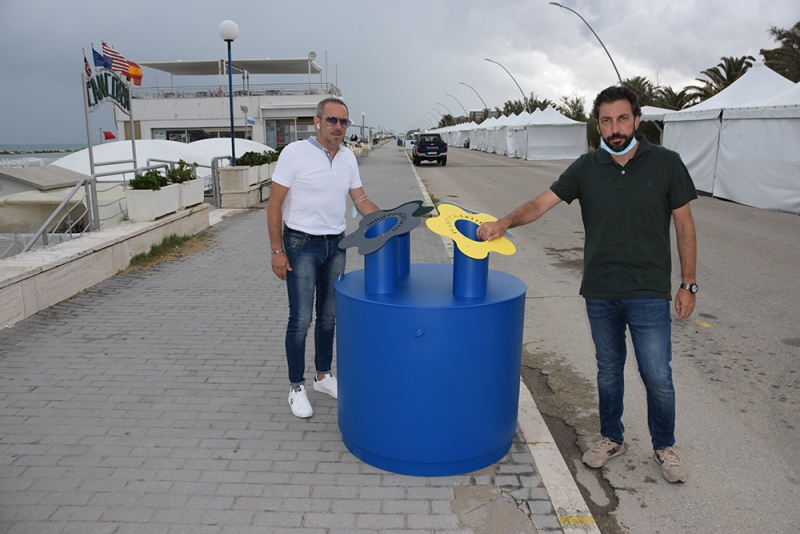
127, 61, 143, 86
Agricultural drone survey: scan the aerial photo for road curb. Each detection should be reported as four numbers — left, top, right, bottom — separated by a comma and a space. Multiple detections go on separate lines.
518, 380, 601, 534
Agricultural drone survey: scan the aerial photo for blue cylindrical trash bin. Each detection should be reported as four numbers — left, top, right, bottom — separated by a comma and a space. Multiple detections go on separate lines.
335, 263, 526, 476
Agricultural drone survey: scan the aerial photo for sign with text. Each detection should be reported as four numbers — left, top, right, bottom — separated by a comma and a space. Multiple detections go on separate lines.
85, 68, 131, 115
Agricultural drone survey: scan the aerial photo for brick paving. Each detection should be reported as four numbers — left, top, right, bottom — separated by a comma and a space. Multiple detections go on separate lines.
0, 143, 560, 533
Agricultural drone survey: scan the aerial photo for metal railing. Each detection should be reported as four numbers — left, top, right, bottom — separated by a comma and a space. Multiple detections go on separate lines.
132, 82, 341, 100
18, 156, 223, 257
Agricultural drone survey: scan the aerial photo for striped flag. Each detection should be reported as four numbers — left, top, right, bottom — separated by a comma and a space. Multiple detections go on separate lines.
102, 41, 129, 74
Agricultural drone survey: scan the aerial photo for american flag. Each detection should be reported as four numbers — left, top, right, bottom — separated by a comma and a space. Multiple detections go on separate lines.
102, 41, 129, 74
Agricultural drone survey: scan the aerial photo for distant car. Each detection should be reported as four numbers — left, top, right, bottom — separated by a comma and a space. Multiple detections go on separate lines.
413, 133, 448, 166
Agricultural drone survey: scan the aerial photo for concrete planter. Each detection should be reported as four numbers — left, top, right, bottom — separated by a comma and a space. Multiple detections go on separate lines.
219, 166, 250, 193
266, 162, 276, 182
178, 178, 204, 210
125, 184, 180, 223
247, 166, 259, 186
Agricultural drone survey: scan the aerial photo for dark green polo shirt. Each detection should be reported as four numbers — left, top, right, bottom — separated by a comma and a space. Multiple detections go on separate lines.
550, 136, 697, 300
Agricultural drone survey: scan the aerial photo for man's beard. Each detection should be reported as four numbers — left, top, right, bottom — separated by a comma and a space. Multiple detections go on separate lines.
603, 132, 634, 152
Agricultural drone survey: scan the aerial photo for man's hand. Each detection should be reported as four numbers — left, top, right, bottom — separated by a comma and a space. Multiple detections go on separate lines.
477, 220, 509, 242
271, 253, 291, 281
674, 289, 696, 320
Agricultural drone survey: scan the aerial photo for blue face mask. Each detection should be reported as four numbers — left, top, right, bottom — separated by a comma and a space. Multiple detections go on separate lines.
600, 136, 637, 156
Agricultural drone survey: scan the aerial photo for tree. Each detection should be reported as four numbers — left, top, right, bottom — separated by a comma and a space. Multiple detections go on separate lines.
557, 94, 587, 122
624, 76, 659, 107
656, 86, 696, 110
760, 21, 800, 82
686, 55, 755, 102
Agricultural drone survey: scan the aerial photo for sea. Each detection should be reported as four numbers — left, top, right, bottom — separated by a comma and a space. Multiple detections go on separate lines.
0, 143, 86, 168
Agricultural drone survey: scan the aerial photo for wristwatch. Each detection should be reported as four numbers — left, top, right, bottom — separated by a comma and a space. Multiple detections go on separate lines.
680, 283, 698, 294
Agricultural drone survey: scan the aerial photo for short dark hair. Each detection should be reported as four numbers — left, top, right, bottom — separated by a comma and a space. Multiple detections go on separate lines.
592, 85, 641, 122
316, 97, 348, 118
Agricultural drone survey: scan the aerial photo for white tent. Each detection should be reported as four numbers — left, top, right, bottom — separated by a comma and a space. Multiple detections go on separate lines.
714, 82, 800, 213
489, 114, 514, 155
505, 111, 531, 158
473, 117, 498, 152
640, 105, 674, 122
662, 61, 794, 193
525, 106, 587, 160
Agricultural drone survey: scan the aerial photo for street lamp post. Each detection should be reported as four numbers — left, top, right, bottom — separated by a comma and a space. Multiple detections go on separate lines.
436, 102, 452, 115
485, 58, 528, 111
361, 112, 366, 142
549, 2, 623, 85
459, 81, 488, 113
445, 93, 469, 116
219, 20, 239, 165
425, 111, 438, 127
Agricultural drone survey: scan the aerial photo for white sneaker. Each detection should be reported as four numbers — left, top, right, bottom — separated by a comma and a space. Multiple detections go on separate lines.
313, 373, 338, 399
288, 385, 313, 418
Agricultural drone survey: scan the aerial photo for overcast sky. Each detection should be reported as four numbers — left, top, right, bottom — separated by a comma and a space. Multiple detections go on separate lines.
1, 0, 797, 146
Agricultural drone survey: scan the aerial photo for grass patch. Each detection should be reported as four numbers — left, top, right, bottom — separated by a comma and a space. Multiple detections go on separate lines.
129, 233, 193, 267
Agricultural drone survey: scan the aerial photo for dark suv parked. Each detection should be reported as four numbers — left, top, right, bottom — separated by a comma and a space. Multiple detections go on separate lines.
413, 133, 448, 166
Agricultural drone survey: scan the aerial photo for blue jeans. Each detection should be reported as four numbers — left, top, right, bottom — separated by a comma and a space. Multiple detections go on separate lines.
283, 228, 346, 386
585, 297, 676, 450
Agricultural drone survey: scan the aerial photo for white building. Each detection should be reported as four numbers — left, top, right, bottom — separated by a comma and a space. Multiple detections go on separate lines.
114, 57, 342, 150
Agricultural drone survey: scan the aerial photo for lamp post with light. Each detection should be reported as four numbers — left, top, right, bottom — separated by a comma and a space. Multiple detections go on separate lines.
445, 93, 469, 117
436, 102, 453, 116
459, 82, 488, 119
549, 2, 623, 85
485, 58, 528, 111
219, 20, 239, 165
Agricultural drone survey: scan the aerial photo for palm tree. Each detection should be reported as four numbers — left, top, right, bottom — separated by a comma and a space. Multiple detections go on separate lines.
760, 21, 800, 82
686, 55, 755, 103
557, 94, 587, 121
656, 86, 695, 110
527, 93, 556, 112
624, 76, 659, 107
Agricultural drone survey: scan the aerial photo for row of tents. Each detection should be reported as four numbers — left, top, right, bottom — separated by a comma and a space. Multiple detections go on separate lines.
433, 106, 588, 161
429, 61, 799, 215
660, 61, 799, 215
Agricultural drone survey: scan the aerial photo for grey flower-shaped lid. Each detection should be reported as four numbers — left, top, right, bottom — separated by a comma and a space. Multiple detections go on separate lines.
339, 200, 433, 255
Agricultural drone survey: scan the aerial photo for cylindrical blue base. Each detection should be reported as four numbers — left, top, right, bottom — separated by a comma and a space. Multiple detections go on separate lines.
335, 263, 526, 476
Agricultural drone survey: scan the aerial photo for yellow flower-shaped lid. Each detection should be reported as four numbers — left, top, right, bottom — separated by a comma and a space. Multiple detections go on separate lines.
426, 203, 516, 259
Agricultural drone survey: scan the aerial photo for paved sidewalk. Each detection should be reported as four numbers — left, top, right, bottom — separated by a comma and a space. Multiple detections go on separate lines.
0, 143, 571, 533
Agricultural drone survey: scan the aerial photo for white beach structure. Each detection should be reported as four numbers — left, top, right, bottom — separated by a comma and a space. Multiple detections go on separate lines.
116, 57, 342, 150
711, 82, 800, 213
662, 61, 794, 193
525, 106, 587, 161
490, 113, 514, 155
505, 110, 533, 159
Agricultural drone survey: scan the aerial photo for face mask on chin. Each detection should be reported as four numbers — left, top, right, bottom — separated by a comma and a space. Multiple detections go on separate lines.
600, 135, 637, 156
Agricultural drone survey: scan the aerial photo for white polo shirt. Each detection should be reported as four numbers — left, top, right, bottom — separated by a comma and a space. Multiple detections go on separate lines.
272, 138, 362, 235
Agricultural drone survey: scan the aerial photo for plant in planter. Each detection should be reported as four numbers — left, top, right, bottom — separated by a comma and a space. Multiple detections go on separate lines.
237, 151, 271, 186
166, 159, 197, 184
167, 160, 203, 210
125, 168, 180, 222
129, 168, 168, 190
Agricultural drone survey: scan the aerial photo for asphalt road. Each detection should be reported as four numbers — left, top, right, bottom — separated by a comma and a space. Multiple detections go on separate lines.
413, 146, 800, 533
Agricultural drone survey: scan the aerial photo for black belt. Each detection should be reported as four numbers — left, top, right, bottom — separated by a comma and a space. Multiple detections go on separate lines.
285, 226, 344, 239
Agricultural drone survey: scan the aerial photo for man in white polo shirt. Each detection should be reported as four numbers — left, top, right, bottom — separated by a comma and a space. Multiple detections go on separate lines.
267, 97, 379, 418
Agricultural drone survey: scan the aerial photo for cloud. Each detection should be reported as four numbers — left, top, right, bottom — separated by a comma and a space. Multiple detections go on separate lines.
0, 0, 797, 144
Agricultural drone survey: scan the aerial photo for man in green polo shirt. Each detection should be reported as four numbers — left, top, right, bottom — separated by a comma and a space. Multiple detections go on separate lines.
477, 85, 697, 483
